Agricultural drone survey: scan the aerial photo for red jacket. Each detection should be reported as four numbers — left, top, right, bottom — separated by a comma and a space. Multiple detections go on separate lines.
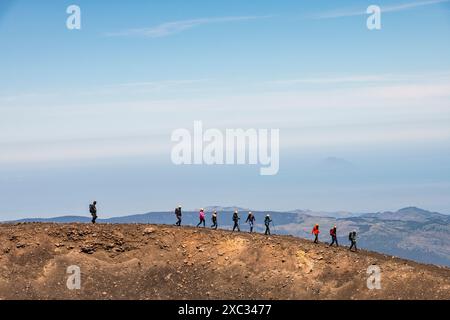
312, 226, 320, 235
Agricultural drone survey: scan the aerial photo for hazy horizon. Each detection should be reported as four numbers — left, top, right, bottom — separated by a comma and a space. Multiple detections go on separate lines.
3, 203, 449, 222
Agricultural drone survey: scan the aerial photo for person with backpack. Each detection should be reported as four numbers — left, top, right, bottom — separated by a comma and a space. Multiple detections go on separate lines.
211, 210, 218, 230
312, 224, 320, 243
196, 208, 206, 228
349, 231, 358, 252
175, 205, 182, 226
89, 201, 97, 224
264, 214, 272, 235
232, 210, 240, 232
245, 211, 256, 233
329, 225, 338, 247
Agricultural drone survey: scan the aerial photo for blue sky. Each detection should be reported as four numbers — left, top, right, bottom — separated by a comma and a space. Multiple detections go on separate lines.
1, 0, 450, 219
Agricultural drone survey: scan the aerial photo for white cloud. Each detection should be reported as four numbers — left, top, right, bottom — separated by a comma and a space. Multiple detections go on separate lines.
311, 0, 449, 19
0, 79, 208, 104
107, 79, 207, 88
265, 71, 450, 88
106, 15, 271, 38
267, 75, 398, 85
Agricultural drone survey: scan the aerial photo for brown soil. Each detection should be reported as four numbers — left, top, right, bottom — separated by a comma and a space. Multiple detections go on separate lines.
0, 223, 449, 300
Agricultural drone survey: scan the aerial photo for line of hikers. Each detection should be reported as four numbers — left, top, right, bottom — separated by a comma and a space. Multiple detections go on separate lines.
176, 205, 358, 251
88, 201, 357, 251
184, 207, 273, 235
311, 223, 358, 251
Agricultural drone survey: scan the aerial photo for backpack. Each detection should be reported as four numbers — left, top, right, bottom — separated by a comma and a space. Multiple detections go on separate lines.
348, 232, 353, 241
330, 229, 334, 236
89, 204, 96, 215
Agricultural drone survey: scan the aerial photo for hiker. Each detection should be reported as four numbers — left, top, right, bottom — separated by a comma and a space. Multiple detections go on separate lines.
329, 225, 338, 247
312, 224, 320, 243
196, 208, 206, 228
175, 205, 182, 226
232, 210, 240, 232
245, 211, 256, 233
211, 211, 218, 229
264, 214, 272, 235
89, 201, 97, 224
349, 231, 357, 252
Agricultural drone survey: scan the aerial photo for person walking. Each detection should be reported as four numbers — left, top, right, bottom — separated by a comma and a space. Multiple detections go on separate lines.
175, 205, 182, 226
89, 201, 97, 224
196, 208, 206, 228
312, 224, 320, 243
349, 231, 358, 252
232, 210, 240, 232
264, 214, 272, 235
245, 211, 256, 233
329, 225, 338, 247
211, 210, 218, 229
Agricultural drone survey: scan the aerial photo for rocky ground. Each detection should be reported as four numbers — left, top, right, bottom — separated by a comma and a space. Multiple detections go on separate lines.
0, 223, 449, 300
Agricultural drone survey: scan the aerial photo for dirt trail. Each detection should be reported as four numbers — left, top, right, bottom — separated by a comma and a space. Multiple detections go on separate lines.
0, 223, 449, 300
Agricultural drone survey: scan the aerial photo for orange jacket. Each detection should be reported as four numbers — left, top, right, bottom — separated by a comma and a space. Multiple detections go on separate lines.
312, 226, 320, 235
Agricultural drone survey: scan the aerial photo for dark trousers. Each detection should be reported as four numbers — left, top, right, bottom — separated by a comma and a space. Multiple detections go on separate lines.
91, 215, 97, 224
232, 221, 240, 232
176, 216, 181, 226
265, 224, 270, 235
330, 236, 338, 246
314, 234, 318, 243
197, 218, 205, 227
211, 219, 217, 229
249, 222, 254, 233
349, 241, 357, 251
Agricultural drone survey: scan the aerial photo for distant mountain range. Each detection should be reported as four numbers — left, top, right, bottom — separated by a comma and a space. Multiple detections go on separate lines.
4, 206, 450, 267
288, 209, 364, 219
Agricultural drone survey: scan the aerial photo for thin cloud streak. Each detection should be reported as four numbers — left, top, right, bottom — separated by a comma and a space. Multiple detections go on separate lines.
107, 80, 207, 88
266, 71, 450, 86
311, 0, 449, 19
267, 75, 397, 85
106, 15, 272, 38
0, 79, 208, 104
